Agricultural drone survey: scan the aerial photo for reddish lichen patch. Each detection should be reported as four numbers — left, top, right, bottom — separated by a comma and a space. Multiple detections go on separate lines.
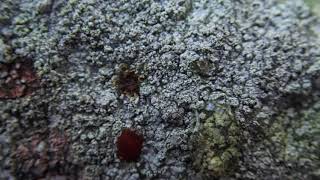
48, 130, 69, 167
12, 131, 75, 179
13, 133, 49, 177
0, 61, 39, 99
15, 144, 32, 161
113, 64, 141, 96
116, 128, 144, 162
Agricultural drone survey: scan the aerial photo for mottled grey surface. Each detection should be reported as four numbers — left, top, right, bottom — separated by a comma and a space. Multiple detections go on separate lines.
0, 0, 320, 179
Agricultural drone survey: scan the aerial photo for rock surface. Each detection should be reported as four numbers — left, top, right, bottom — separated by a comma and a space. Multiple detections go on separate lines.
0, 0, 320, 179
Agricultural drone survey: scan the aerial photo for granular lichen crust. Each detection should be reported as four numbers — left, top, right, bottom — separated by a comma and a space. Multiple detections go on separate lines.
0, 0, 320, 179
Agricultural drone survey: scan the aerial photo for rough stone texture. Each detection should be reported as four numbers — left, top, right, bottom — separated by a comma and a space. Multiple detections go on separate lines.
0, 0, 320, 179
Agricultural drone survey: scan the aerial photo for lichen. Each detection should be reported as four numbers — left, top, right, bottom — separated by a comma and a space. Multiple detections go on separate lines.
192, 105, 241, 178
1, 0, 320, 179
305, 0, 320, 16
262, 101, 320, 179
0, 61, 39, 99
112, 64, 142, 97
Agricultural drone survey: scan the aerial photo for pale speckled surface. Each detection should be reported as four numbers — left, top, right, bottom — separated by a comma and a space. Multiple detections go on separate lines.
0, 0, 320, 179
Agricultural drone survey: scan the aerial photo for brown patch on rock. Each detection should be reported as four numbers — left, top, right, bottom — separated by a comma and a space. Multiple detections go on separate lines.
113, 64, 142, 96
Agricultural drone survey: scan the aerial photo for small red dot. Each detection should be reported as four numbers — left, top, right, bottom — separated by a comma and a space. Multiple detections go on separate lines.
116, 128, 143, 162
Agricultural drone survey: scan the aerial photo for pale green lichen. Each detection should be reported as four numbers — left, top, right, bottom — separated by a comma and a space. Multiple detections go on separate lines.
285, 106, 320, 163
193, 105, 241, 177
266, 102, 320, 177
305, 0, 320, 16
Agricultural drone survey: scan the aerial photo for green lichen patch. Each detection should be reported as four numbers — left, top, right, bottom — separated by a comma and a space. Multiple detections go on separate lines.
192, 105, 241, 178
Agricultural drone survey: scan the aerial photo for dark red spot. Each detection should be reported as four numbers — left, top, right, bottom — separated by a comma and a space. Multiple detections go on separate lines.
0, 61, 39, 99
116, 128, 144, 162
